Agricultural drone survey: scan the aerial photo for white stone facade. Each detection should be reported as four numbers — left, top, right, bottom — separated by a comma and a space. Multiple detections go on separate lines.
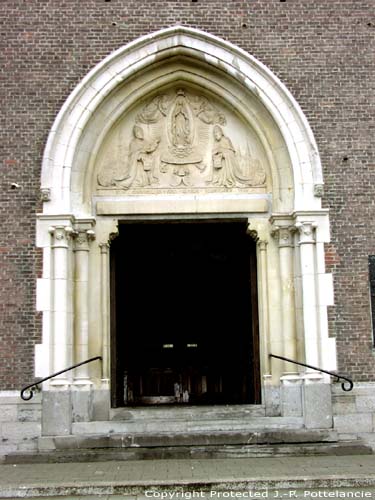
33, 27, 336, 433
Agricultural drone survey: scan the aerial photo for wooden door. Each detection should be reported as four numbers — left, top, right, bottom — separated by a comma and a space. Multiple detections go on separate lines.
110, 221, 260, 406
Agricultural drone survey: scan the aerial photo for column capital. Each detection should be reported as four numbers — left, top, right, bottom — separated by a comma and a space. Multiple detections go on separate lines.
246, 223, 258, 242
295, 221, 317, 244
257, 240, 268, 251
271, 225, 296, 248
73, 228, 96, 251
108, 229, 119, 244
99, 242, 110, 254
48, 225, 74, 247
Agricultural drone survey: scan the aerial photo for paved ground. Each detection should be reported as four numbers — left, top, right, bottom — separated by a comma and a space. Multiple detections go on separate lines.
1, 455, 375, 499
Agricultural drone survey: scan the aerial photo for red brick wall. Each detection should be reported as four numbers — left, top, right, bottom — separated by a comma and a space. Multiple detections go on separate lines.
1, 0, 374, 388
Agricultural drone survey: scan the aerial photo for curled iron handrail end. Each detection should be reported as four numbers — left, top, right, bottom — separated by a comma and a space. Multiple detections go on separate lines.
269, 353, 353, 392
341, 379, 354, 392
20, 386, 35, 401
20, 356, 102, 401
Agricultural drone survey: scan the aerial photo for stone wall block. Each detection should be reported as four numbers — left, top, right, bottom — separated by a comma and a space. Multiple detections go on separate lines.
17, 403, 42, 422
264, 385, 281, 417
332, 395, 357, 415
334, 414, 373, 434
0, 406, 17, 422
1, 422, 41, 441
42, 391, 72, 436
281, 384, 303, 417
72, 388, 93, 423
92, 389, 110, 421
303, 383, 333, 429
356, 396, 375, 413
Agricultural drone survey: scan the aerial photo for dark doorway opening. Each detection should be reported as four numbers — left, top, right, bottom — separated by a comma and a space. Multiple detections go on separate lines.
110, 220, 260, 406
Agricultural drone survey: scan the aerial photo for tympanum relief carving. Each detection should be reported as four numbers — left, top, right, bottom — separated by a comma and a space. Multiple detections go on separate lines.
96, 89, 267, 191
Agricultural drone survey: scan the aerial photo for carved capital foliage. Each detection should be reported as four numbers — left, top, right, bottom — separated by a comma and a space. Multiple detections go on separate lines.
295, 221, 316, 244
109, 230, 119, 244
314, 183, 324, 197
40, 188, 51, 202
48, 225, 74, 247
257, 240, 268, 252
99, 242, 110, 254
246, 224, 259, 243
271, 225, 296, 248
73, 229, 96, 251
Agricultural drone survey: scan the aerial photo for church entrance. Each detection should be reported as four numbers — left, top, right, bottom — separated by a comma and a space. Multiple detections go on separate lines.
110, 220, 260, 407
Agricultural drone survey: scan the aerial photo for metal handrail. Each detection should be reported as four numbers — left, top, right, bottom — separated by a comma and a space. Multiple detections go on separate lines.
20, 356, 102, 401
269, 353, 353, 392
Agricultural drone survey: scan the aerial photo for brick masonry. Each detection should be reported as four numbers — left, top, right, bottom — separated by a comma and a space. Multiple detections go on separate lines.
0, 0, 374, 389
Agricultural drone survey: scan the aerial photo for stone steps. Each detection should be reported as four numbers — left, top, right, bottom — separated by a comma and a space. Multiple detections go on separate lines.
3, 455, 375, 498
4, 427, 372, 464
46, 428, 339, 450
3, 440, 372, 464
109, 404, 266, 421
72, 416, 304, 434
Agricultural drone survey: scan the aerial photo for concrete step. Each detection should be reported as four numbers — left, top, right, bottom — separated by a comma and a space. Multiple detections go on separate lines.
3, 440, 372, 464
109, 404, 266, 421
41, 428, 339, 450
72, 416, 304, 434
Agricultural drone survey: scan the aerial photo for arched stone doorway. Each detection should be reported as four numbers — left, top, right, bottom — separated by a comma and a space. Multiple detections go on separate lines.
36, 27, 335, 432
110, 220, 261, 407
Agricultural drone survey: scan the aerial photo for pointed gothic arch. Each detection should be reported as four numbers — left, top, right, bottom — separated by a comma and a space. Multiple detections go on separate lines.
36, 27, 335, 426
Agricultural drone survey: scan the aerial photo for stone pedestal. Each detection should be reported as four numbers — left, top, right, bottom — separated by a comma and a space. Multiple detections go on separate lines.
72, 385, 94, 422
41, 391, 72, 436
263, 375, 281, 416
92, 386, 111, 421
303, 378, 333, 429
280, 375, 303, 417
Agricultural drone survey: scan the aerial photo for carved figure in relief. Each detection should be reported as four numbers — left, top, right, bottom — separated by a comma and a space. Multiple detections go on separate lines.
171, 89, 193, 152
115, 125, 160, 189
136, 95, 169, 124
161, 89, 203, 184
210, 125, 242, 188
210, 126, 266, 188
96, 89, 267, 190
192, 95, 226, 126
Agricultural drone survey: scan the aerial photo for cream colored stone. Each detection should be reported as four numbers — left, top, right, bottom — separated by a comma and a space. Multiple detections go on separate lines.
34, 27, 336, 424
96, 196, 268, 215
318, 273, 334, 306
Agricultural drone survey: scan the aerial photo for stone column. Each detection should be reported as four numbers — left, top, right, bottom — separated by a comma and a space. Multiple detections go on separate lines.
296, 221, 332, 428
99, 242, 110, 382
295, 221, 320, 369
48, 225, 74, 385
257, 240, 270, 375
272, 222, 301, 417
271, 224, 297, 371
71, 222, 96, 423
43, 225, 74, 436
73, 226, 95, 382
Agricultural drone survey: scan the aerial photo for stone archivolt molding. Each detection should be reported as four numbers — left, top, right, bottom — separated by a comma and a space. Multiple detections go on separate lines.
40, 26, 325, 215
96, 88, 266, 192
35, 27, 337, 391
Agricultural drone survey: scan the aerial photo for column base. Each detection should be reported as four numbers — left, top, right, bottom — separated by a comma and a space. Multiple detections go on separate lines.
72, 383, 94, 422
42, 390, 72, 436
280, 373, 303, 417
303, 376, 333, 429
93, 385, 111, 421
263, 375, 281, 416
